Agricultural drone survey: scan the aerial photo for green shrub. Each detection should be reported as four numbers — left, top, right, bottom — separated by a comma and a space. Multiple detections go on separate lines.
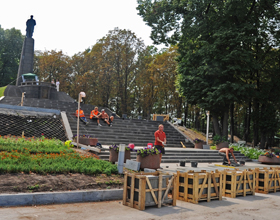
231, 144, 265, 159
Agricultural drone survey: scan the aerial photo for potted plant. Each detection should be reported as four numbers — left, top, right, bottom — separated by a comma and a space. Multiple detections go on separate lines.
213, 135, 229, 150
194, 138, 205, 149
73, 135, 98, 146
136, 147, 161, 169
258, 151, 280, 164
109, 144, 132, 163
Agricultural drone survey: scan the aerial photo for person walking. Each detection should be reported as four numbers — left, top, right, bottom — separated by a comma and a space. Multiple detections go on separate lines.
154, 124, 166, 167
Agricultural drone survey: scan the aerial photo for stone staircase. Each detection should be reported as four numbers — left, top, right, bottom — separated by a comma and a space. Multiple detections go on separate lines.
98, 148, 251, 163
0, 90, 252, 163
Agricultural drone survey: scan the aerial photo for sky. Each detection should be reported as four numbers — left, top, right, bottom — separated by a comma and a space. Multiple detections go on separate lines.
0, 0, 163, 56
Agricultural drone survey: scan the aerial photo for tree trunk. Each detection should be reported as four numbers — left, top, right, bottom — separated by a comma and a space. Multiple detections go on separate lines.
222, 109, 229, 138
184, 101, 188, 127
230, 103, 234, 143
260, 132, 266, 149
212, 114, 221, 136
253, 100, 259, 147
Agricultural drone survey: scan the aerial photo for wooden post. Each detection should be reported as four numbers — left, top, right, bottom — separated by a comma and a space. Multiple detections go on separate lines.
219, 170, 223, 200
232, 172, 236, 198
139, 177, 146, 211
130, 174, 135, 208
123, 173, 128, 206
207, 173, 211, 202
243, 170, 246, 197
158, 173, 162, 208
172, 174, 177, 206
184, 172, 188, 202
193, 173, 199, 203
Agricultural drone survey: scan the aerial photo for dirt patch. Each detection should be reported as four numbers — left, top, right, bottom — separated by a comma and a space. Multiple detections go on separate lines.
177, 126, 213, 144
0, 173, 124, 194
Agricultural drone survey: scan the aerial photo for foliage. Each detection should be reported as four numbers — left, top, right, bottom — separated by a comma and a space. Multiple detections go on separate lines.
34, 50, 71, 93
0, 86, 6, 96
0, 136, 118, 175
0, 26, 24, 87
109, 144, 135, 153
231, 144, 265, 160
213, 135, 228, 145
0, 135, 72, 154
136, 147, 160, 157
64, 140, 74, 148
137, 0, 280, 146
194, 138, 203, 143
210, 145, 216, 150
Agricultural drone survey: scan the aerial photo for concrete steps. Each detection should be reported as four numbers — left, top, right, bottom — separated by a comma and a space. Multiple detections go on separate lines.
98, 148, 252, 163
0, 93, 252, 163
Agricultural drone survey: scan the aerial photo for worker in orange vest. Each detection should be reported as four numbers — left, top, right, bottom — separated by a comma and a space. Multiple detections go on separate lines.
90, 106, 102, 126
75, 108, 89, 125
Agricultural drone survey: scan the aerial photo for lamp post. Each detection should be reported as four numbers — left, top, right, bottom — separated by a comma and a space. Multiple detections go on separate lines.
206, 111, 210, 145
77, 92, 86, 148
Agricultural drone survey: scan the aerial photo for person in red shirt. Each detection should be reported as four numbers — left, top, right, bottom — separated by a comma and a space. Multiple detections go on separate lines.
75, 108, 89, 125
90, 107, 102, 126
154, 124, 166, 164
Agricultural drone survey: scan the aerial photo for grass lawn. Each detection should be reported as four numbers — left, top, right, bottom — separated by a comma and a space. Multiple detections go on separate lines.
0, 86, 6, 97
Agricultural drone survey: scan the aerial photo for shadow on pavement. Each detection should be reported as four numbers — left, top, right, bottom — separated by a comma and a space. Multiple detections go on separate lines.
195, 198, 238, 208
233, 194, 270, 202
143, 205, 192, 217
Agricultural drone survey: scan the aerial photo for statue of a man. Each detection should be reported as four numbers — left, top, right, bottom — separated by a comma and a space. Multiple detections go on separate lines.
26, 15, 36, 38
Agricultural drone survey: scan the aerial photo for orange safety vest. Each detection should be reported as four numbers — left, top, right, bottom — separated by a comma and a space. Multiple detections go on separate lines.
90, 110, 99, 119
76, 110, 85, 118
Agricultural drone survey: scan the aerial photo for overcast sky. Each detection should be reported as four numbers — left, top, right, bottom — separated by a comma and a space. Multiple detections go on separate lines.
1, 0, 163, 56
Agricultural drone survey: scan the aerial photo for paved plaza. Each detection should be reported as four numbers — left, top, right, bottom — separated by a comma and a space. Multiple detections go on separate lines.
1, 161, 280, 219
0, 192, 279, 220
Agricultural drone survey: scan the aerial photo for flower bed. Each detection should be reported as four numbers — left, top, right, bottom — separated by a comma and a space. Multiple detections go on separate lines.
0, 136, 118, 175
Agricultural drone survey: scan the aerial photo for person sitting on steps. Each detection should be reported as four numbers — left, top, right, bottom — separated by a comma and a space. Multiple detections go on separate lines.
90, 107, 102, 126
75, 108, 89, 126
218, 147, 239, 166
100, 109, 114, 126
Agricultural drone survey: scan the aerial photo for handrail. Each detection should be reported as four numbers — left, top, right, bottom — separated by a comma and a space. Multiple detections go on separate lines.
20, 81, 56, 88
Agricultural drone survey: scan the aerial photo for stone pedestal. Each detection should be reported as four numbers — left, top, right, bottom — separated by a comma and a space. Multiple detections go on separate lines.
16, 38, 35, 86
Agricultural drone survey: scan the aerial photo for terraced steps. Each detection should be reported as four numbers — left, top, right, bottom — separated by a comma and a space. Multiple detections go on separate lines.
98, 148, 252, 163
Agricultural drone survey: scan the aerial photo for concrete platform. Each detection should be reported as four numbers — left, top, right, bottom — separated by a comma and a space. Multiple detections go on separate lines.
160, 161, 279, 173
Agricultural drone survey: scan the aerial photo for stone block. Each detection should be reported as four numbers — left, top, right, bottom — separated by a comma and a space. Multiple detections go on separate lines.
144, 168, 156, 173
203, 145, 210, 149
125, 159, 140, 171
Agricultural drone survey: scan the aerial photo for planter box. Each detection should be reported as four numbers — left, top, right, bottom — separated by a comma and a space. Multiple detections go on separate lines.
136, 154, 160, 170
255, 168, 280, 194
216, 142, 229, 150
74, 137, 98, 146
258, 155, 280, 164
194, 142, 205, 149
109, 149, 131, 163
123, 171, 177, 210
176, 170, 223, 204
222, 169, 255, 198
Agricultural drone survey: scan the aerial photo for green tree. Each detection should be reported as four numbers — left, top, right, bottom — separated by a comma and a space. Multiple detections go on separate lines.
138, 0, 280, 146
0, 26, 24, 87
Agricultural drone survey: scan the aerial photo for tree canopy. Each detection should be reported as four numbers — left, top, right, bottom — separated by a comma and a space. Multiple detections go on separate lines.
137, 0, 280, 147
0, 26, 24, 87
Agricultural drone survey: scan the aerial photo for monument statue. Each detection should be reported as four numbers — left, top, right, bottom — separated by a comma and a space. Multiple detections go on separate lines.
26, 15, 36, 38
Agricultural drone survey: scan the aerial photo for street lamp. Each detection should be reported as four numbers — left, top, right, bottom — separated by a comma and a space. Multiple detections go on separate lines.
206, 111, 210, 145
77, 92, 86, 148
